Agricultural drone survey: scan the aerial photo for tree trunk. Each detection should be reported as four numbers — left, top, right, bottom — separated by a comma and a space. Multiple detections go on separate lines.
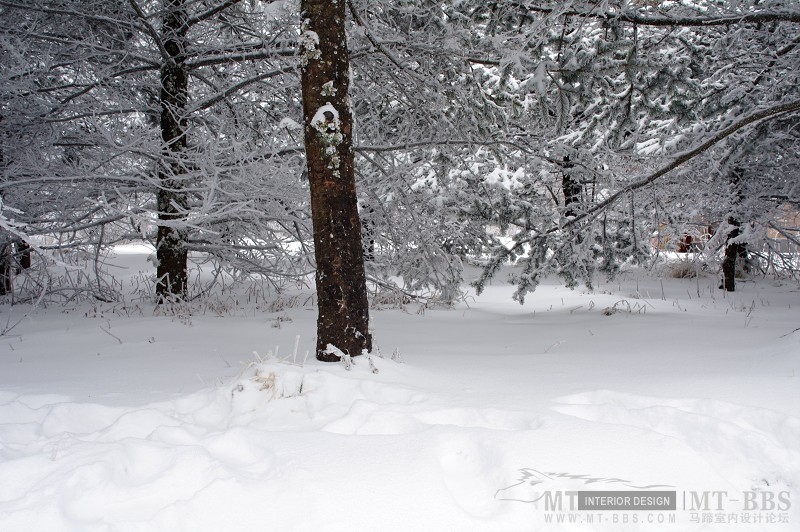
0, 240, 11, 295
300, 0, 372, 361
0, 119, 9, 295
15, 240, 31, 271
156, 0, 189, 301
562, 155, 581, 218
721, 169, 749, 292
361, 202, 376, 262
722, 217, 746, 292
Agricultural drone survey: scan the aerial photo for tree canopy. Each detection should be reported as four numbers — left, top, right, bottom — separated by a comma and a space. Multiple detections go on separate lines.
1, 0, 798, 320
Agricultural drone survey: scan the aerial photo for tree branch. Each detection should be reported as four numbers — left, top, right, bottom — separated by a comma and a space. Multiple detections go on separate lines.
560, 99, 800, 233
0, 0, 142, 30
346, 0, 406, 70
356, 138, 532, 154
186, 46, 297, 68
519, 2, 800, 27
768, 222, 800, 248
128, 0, 171, 63
188, 65, 297, 113
186, 0, 244, 27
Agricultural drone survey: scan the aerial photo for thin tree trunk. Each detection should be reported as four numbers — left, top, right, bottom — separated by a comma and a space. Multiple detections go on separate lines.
721, 169, 749, 292
300, 0, 372, 361
0, 119, 9, 294
722, 217, 748, 292
361, 202, 376, 262
561, 155, 581, 218
156, 0, 189, 301
0, 240, 11, 295
15, 240, 31, 272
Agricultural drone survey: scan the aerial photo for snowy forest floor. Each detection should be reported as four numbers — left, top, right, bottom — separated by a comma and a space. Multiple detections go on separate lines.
1, 244, 799, 531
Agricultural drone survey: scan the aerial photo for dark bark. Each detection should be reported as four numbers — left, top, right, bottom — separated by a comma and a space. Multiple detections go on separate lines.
721, 217, 745, 292
0, 241, 11, 295
14, 240, 31, 272
561, 155, 580, 218
0, 119, 8, 294
300, 0, 372, 361
721, 169, 751, 292
156, 0, 189, 301
361, 203, 376, 262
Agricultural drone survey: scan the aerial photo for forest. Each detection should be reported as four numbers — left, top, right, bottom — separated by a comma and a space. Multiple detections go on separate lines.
1, 3, 800, 531
1, 0, 799, 357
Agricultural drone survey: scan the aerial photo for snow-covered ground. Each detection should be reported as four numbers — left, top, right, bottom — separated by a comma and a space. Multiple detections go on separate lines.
1, 244, 798, 531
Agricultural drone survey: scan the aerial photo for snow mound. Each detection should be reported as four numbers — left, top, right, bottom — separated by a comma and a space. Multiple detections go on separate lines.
553, 390, 800, 492
2, 260, 799, 530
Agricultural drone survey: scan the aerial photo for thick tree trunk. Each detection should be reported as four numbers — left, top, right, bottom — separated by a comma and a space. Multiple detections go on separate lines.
156, 0, 189, 301
300, 0, 372, 361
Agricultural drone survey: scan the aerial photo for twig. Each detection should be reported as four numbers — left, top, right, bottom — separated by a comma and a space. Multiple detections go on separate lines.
1, 277, 48, 336
543, 340, 564, 353
780, 327, 800, 338
99, 323, 122, 344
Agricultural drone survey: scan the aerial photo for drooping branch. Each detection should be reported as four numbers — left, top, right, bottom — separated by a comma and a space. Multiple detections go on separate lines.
561, 99, 800, 233
768, 222, 800, 248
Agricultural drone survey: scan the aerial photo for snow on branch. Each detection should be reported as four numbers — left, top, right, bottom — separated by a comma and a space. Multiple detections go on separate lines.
561, 99, 800, 234
522, 3, 800, 27
0, 0, 142, 29
356, 138, 532, 154
127, 0, 171, 63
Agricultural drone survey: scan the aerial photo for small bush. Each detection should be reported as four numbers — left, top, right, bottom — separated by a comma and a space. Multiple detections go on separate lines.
665, 260, 700, 279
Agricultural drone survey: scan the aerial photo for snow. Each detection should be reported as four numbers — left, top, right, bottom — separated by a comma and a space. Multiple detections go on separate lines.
310, 103, 339, 130
1, 244, 798, 530
278, 117, 302, 131
299, 26, 321, 67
